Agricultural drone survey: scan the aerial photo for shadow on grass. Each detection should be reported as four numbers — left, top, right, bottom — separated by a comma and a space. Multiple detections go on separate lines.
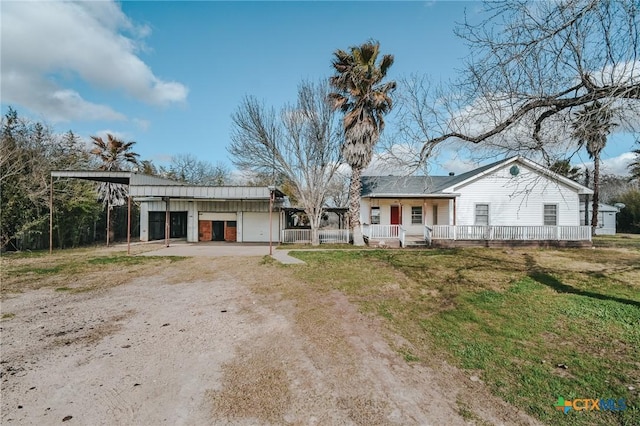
524, 254, 640, 308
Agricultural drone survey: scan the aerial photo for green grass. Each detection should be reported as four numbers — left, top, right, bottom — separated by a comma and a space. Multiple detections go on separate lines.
290, 248, 640, 426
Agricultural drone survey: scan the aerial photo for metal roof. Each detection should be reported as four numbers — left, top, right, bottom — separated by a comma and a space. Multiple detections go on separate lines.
129, 185, 284, 199
51, 170, 185, 186
51, 170, 285, 200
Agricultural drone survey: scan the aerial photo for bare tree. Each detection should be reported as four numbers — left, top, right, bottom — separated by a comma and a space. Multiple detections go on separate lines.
406, 1, 639, 161
165, 153, 230, 185
228, 81, 343, 245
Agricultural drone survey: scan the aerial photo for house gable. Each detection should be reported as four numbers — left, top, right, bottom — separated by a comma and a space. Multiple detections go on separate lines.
439, 157, 592, 195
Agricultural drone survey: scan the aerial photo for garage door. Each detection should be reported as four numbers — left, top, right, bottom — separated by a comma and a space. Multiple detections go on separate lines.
242, 212, 279, 242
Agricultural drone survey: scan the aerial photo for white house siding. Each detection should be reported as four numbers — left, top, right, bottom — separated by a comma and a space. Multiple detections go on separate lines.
453, 164, 580, 227
242, 212, 280, 242
360, 199, 370, 223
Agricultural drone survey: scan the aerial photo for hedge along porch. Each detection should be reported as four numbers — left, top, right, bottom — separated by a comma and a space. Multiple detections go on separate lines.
132, 185, 285, 243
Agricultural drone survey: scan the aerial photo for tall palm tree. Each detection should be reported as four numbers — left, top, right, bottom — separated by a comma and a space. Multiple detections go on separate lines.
329, 40, 396, 245
90, 134, 139, 245
570, 102, 616, 235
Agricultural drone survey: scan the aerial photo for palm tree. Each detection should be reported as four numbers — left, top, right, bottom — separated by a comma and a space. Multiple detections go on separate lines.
549, 159, 582, 182
90, 134, 139, 245
329, 40, 396, 245
90, 134, 139, 171
570, 102, 616, 235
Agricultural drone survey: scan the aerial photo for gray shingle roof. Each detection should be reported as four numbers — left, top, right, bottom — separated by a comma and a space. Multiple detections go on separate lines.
361, 158, 508, 196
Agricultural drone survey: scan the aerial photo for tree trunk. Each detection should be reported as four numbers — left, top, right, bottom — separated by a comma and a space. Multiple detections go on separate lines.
591, 154, 600, 236
309, 209, 321, 246
349, 166, 364, 246
583, 169, 590, 227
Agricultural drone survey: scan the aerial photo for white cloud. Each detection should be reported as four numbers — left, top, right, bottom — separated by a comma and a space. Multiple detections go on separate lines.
133, 118, 151, 131
1, 1, 188, 122
578, 152, 636, 177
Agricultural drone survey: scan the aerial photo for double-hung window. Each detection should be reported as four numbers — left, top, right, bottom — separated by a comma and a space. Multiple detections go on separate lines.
544, 204, 558, 226
371, 207, 380, 224
411, 206, 422, 224
475, 204, 489, 226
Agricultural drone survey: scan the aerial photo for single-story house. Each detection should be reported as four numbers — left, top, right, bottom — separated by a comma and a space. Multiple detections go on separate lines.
580, 203, 621, 235
360, 156, 594, 247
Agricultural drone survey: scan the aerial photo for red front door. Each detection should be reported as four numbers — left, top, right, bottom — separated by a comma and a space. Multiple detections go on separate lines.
391, 205, 401, 225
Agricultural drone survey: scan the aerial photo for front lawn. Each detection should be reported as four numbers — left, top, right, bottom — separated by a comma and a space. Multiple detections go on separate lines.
290, 248, 640, 425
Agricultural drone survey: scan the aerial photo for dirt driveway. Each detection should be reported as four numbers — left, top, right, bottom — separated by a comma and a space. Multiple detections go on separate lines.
1, 254, 538, 425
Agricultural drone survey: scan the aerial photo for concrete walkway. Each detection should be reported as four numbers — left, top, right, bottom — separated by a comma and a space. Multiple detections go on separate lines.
139, 241, 306, 264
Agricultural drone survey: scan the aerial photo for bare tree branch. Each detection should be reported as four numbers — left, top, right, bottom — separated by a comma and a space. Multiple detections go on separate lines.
228, 81, 343, 245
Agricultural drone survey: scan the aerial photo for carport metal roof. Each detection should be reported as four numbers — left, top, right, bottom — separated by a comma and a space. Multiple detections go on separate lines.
51, 170, 184, 186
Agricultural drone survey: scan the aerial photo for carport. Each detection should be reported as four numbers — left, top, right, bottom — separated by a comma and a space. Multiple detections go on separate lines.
50, 171, 185, 254
50, 171, 285, 254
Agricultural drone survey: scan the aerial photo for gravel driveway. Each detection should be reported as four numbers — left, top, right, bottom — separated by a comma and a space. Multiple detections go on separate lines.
1, 255, 538, 425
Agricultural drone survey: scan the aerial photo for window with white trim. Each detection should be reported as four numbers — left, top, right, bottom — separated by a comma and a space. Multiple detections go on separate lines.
411, 206, 422, 224
544, 204, 558, 226
371, 207, 380, 224
475, 204, 489, 226
432, 205, 438, 225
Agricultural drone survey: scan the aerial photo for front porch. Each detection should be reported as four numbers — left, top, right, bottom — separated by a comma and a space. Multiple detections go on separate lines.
362, 224, 592, 248
279, 207, 350, 244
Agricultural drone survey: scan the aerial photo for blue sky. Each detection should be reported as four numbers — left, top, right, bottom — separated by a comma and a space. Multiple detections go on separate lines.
2, 1, 637, 176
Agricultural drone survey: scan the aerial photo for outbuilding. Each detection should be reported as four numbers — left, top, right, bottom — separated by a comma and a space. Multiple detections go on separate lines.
131, 184, 285, 243
580, 203, 621, 235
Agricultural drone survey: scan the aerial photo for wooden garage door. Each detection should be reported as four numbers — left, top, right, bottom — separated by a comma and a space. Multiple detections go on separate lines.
198, 221, 212, 241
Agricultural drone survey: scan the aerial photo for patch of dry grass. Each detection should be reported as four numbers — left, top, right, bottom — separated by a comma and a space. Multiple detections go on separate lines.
1, 249, 186, 295
209, 346, 291, 423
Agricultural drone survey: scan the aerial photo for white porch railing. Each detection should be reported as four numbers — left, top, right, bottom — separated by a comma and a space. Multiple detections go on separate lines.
319, 229, 350, 244
400, 227, 406, 248
281, 229, 311, 243
431, 225, 592, 241
362, 224, 400, 239
281, 229, 349, 244
424, 226, 432, 245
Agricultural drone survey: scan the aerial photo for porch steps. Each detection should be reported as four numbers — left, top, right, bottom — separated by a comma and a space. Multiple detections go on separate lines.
403, 236, 430, 249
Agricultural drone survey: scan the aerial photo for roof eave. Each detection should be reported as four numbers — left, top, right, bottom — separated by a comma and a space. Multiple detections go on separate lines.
362, 193, 459, 198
